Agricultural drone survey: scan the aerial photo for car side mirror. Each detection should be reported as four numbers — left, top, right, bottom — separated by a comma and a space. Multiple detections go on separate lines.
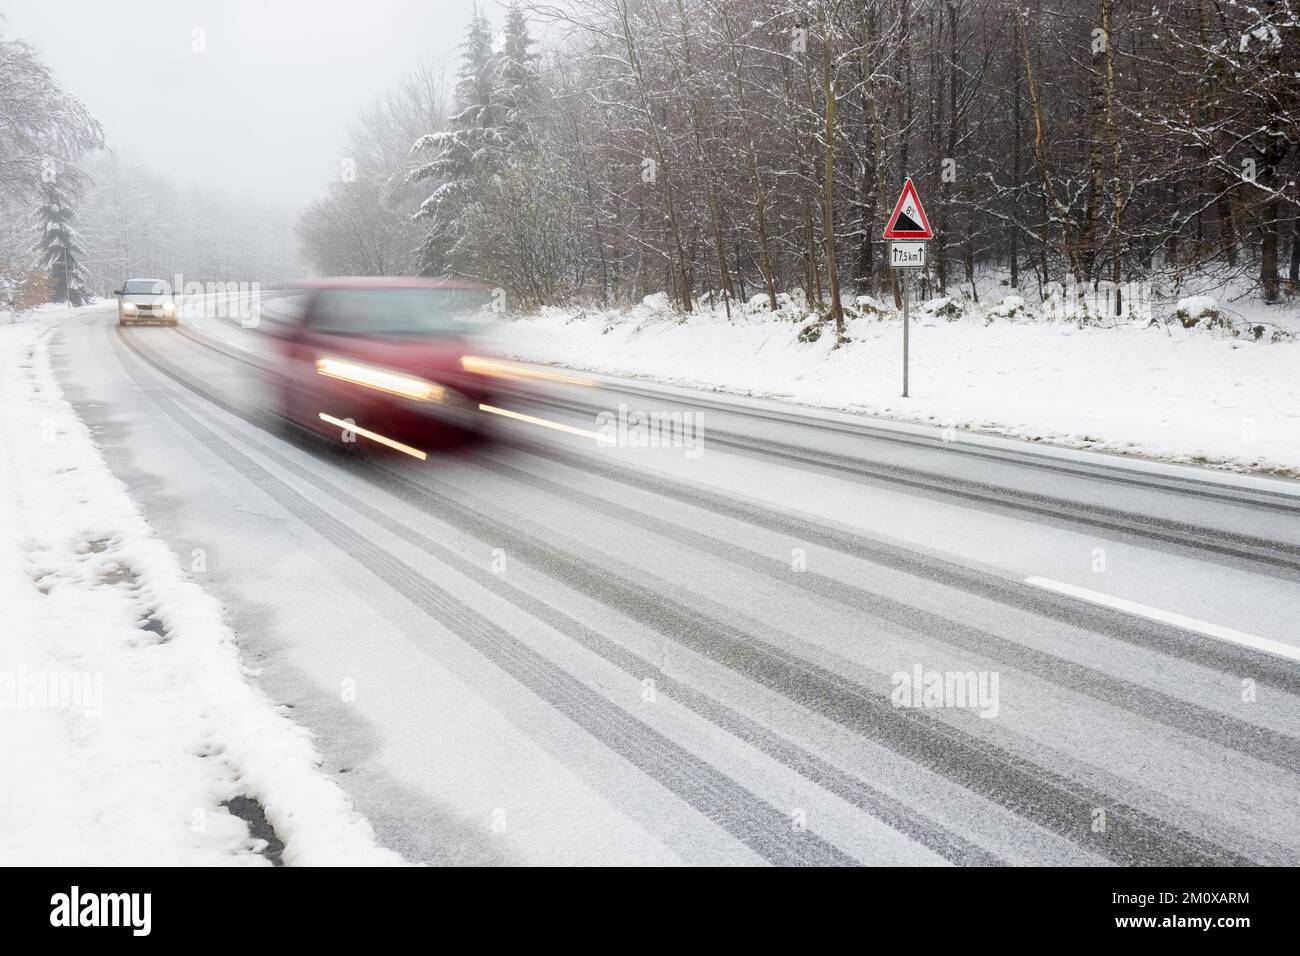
113, 289, 122, 296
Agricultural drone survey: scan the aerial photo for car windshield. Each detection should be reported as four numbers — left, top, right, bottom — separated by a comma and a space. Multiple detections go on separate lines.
123, 280, 166, 295
307, 287, 487, 337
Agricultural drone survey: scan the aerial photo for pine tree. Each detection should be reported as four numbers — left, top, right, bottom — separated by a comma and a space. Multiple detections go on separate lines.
407, 6, 500, 274
337, 0, 1300, 308
0, 31, 102, 292
454, 6, 497, 132
496, 3, 539, 150
35, 176, 92, 306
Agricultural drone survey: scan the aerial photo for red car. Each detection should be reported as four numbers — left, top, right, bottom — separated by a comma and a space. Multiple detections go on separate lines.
269, 278, 500, 458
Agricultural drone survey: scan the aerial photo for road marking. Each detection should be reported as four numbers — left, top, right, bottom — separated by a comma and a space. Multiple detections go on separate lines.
1024, 576, 1300, 663
318, 413, 427, 460
478, 403, 602, 440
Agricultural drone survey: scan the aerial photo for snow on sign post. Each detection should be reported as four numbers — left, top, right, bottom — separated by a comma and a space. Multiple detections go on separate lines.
884, 178, 933, 398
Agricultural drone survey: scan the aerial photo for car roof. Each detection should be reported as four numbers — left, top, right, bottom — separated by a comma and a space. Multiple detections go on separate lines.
292, 277, 492, 291
125, 278, 166, 284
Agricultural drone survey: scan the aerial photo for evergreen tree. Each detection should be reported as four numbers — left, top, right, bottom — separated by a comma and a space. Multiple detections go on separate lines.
0, 30, 102, 292
496, 3, 539, 150
454, 6, 497, 132
407, 6, 500, 274
374, 0, 1300, 307
35, 175, 92, 306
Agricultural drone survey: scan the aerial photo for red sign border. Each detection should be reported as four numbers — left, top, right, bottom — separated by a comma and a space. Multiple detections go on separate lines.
883, 178, 933, 240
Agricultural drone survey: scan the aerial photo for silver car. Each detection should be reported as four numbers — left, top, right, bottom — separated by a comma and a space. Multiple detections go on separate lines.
115, 278, 177, 326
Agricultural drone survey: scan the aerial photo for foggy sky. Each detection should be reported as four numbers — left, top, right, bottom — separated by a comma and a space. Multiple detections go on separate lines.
3, 0, 479, 209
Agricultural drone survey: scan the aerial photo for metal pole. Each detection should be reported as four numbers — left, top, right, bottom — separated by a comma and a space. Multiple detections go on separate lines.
902, 270, 910, 398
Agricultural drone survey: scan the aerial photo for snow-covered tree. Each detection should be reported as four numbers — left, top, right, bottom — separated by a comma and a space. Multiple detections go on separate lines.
73, 150, 304, 294
307, 0, 1300, 312
0, 28, 102, 295
407, 7, 501, 275
496, 3, 540, 150
34, 174, 92, 305
0, 33, 101, 199
297, 179, 418, 276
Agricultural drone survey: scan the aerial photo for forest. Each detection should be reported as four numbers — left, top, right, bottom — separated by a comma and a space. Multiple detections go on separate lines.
298, 0, 1300, 340
3, 2, 1298, 325
0, 25, 298, 306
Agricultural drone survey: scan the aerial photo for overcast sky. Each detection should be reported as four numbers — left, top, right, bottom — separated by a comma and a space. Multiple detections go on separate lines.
3, 0, 479, 209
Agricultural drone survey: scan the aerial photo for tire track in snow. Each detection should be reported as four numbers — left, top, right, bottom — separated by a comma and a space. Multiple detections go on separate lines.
110, 322, 858, 866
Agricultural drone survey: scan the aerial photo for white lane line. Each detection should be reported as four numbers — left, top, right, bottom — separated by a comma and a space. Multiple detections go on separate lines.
1024, 576, 1300, 663
318, 413, 428, 461
478, 403, 603, 440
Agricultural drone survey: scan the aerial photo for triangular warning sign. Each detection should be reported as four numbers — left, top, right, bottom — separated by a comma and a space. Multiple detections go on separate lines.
883, 178, 933, 239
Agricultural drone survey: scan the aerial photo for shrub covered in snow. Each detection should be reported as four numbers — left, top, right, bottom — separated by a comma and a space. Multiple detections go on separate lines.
922, 296, 965, 321
1174, 295, 1227, 329
984, 295, 1027, 322
796, 320, 823, 343
850, 295, 887, 318
777, 290, 806, 313
741, 289, 807, 319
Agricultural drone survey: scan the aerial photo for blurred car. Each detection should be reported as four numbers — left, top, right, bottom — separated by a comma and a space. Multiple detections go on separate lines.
268, 278, 500, 457
114, 278, 177, 325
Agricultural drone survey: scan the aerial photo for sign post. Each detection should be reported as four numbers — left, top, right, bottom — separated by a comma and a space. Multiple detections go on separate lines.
903, 270, 910, 398
883, 178, 933, 398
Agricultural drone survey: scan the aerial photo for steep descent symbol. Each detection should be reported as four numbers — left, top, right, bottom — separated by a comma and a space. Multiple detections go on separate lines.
883, 178, 933, 239
892, 206, 924, 233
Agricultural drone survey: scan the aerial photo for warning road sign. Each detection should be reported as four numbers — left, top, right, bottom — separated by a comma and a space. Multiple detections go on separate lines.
883, 178, 933, 239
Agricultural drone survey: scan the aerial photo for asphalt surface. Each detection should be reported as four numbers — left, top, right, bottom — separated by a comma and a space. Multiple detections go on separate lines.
53, 302, 1300, 865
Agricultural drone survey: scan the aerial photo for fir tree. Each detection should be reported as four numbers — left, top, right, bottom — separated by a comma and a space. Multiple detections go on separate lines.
407, 6, 501, 274
496, 3, 539, 150
35, 175, 92, 306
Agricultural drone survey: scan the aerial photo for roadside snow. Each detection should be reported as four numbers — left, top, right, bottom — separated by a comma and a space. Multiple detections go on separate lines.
0, 309, 404, 865
487, 302, 1300, 476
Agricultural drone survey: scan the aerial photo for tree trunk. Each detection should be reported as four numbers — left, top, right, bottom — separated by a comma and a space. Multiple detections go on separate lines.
1010, 51, 1021, 288
1260, 144, 1283, 303
820, 5, 845, 343
1103, 0, 1123, 314
720, 5, 779, 312
617, 0, 692, 311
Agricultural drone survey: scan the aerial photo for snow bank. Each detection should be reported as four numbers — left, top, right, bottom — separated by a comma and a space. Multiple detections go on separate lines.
487, 303, 1300, 476
0, 311, 404, 865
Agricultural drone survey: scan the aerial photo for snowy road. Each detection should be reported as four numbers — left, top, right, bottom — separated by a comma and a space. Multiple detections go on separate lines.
52, 303, 1300, 865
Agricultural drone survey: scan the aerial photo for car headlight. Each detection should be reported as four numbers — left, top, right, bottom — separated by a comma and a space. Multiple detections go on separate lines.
163, 302, 176, 317
123, 302, 137, 312
315, 357, 445, 401
459, 355, 592, 386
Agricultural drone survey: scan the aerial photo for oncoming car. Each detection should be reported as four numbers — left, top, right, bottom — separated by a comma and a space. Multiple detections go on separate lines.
268, 278, 504, 457
114, 278, 177, 326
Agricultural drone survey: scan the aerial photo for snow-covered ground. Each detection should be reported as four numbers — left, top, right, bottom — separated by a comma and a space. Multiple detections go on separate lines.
0, 306, 402, 865
487, 290, 1300, 477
